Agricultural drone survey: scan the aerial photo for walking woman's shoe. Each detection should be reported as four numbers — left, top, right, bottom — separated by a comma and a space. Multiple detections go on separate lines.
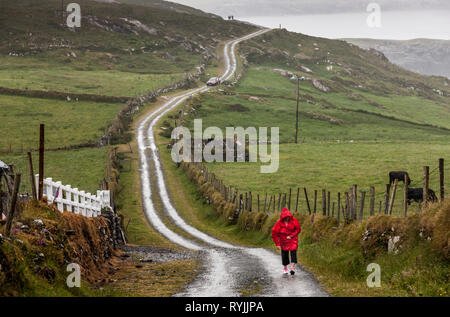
290, 264, 296, 275
283, 266, 289, 275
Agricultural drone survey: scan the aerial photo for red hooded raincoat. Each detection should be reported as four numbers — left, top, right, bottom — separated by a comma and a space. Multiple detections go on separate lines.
271, 208, 301, 251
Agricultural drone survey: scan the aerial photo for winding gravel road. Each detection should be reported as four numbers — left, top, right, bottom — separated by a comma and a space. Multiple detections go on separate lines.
136, 29, 328, 297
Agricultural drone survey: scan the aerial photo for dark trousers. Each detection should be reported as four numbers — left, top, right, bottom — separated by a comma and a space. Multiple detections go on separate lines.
281, 250, 297, 266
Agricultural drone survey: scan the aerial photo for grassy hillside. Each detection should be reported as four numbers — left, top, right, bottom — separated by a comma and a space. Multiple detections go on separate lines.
0, 0, 257, 96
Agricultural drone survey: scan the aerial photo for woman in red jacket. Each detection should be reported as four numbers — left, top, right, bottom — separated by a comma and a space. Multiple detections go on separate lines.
272, 207, 301, 275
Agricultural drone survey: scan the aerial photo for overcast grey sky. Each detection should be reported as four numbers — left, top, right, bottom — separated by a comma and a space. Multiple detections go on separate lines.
169, 0, 450, 39
170, 0, 450, 16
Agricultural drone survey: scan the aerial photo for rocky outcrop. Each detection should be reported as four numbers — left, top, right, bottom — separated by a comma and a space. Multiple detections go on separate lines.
313, 79, 331, 93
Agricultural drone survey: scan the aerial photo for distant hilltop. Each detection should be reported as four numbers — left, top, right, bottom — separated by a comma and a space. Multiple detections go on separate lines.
344, 38, 450, 79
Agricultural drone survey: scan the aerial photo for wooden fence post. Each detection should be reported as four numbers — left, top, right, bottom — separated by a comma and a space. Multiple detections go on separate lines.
423, 166, 429, 206
239, 193, 243, 211
295, 187, 300, 213
352, 185, 358, 220
322, 189, 326, 216
327, 191, 331, 217
369, 186, 375, 216
388, 179, 398, 215
245, 192, 248, 211
267, 195, 272, 214
5, 173, 21, 237
257, 194, 260, 212
263, 193, 267, 212
272, 195, 276, 214
303, 188, 311, 215
439, 158, 444, 201
27, 152, 37, 200
359, 191, 366, 221
337, 192, 341, 224
384, 184, 391, 214
332, 202, 335, 218
345, 192, 350, 218
277, 193, 281, 212
313, 190, 317, 213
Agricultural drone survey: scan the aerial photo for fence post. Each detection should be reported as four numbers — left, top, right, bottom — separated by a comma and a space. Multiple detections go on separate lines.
5, 173, 21, 237
257, 194, 260, 212
263, 193, 267, 212
369, 186, 375, 216
272, 195, 276, 214
27, 152, 37, 200
352, 185, 358, 220
337, 192, 341, 224
303, 188, 311, 215
345, 192, 350, 218
359, 191, 366, 221
73, 188, 79, 214
439, 158, 444, 201
327, 191, 331, 217
388, 179, 398, 215
313, 190, 317, 213
66, 185, 72, 212
384, 184, 391, 214
423, 166, 429, 206
80, 190, 86, 217
245, 192, 248, 211
322, 189, 326, 216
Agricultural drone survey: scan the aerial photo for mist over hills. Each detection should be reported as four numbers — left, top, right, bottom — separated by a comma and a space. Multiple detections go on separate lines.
345, 38, 450, 79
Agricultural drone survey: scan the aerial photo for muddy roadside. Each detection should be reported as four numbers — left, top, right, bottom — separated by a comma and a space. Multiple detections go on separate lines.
105, 245, 200, 296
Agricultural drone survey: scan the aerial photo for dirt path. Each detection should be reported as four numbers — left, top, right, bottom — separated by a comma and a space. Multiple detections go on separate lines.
136, 29, 328, 297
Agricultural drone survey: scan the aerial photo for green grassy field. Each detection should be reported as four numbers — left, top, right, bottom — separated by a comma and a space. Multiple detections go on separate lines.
0, 148, 108, 194
0, 55, 185, 97
0, 94, 124, 151
206, 142, 449, 217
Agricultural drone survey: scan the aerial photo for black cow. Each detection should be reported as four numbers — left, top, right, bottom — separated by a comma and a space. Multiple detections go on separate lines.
407, 188, 438, 205
389, 171, 411, 185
